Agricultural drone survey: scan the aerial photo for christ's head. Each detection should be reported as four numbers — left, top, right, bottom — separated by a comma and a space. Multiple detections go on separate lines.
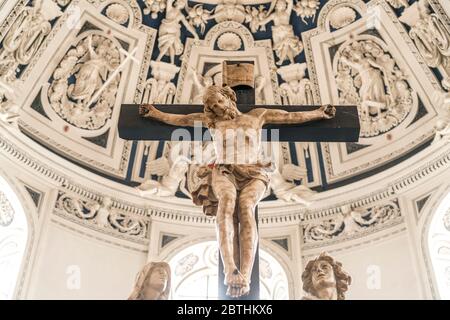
203, 85, 240, 127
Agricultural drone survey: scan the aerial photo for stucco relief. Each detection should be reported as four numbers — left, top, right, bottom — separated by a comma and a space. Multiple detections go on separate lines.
334, 38, 414, 137
48, 34, 122, 130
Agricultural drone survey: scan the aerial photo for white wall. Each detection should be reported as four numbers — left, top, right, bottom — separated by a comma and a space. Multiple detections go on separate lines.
27, 220, 147, 300
315, 232, 423, 300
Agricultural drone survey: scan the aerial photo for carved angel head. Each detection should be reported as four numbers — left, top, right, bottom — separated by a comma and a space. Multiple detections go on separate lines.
301, 252, 352, 300
128, 262, 171, 300
275, 0, 287, 11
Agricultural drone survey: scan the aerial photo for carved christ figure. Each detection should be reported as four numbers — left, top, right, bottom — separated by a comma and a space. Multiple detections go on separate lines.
139, 85, 336, 297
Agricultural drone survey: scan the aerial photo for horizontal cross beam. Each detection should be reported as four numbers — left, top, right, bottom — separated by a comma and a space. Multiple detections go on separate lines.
118, 104, 360, 142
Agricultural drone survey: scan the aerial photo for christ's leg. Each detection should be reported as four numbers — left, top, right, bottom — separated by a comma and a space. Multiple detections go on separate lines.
238, 179, 267, 296
211, 171, 245, 297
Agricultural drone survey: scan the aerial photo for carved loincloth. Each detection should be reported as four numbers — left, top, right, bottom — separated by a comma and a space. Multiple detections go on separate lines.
191, 163, 274, 217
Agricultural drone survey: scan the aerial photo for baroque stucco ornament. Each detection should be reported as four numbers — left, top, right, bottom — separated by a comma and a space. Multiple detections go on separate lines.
329, 6, 356, 30
217, 32, 243, 51
432, 90, 450, 143
0, 191, 14, 227
137, 142, 191, 197
142, 61, 179, 104
303, 201, 402, 244
400, 0, 450, 90
156, 0, 199, 64
55, 192, 147, 238
48, 34, 121, 130
277, 63, 313, 105
335, 38, 414, 137
0, 0, 62, 110
105, 3, 130, 25
247, 0, 303, 65
175, 253, 199, 276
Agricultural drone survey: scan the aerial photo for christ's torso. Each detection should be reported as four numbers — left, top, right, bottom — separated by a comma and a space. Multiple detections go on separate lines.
210, 113, 264, 165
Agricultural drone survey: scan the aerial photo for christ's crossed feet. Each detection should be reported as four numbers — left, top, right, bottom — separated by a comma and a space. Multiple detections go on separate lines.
225, 269, 250, 298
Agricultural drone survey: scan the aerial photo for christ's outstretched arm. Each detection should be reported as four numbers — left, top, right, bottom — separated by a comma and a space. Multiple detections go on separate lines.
250, 105, 336, 125
139, 104, 206, 127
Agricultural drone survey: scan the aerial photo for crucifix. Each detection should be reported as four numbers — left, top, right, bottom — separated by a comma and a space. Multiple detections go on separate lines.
119, 61, 360, 300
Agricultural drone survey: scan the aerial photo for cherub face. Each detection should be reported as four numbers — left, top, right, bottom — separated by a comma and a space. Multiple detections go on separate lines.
175, 0, 186, 9
276, 0, 287, 11
311, 260, 336, 291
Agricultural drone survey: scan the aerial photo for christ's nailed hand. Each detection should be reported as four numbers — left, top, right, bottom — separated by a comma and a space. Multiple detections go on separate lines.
139, 104, 157, 118
320, 105, 336, 120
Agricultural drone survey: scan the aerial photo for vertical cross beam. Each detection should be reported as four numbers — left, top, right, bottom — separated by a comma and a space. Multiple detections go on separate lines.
217, 61, 260, 300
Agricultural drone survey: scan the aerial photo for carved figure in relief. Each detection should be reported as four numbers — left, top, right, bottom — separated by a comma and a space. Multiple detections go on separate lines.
250, 0, 303, 65
432, 90, 450, 143
95, 197, 113, 228
280, 78, 314, 105
340, 50, 387, 117
48, 34, 121, 130
156, 0, 199, 64
68, 36, 112, 106
0, 0, 62, 74
400, 0, 450, 90
190, 67, 214, 104
137, 142, 191, 197
335, 39, 413, 137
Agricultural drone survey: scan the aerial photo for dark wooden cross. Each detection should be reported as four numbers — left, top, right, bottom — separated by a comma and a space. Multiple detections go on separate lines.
118, 61, 360, 300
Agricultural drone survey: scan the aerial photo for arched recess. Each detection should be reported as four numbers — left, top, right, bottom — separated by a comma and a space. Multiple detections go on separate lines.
0, 170, 37, 299
425, 190, 450, 299
166, 240, 290, 300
